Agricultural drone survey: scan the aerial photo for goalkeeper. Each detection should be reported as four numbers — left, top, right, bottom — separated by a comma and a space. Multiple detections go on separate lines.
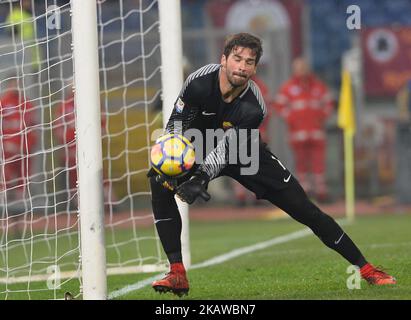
148, 33, 396, 296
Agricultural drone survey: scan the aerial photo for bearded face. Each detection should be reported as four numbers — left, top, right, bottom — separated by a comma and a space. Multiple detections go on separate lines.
221, 46, 257, 88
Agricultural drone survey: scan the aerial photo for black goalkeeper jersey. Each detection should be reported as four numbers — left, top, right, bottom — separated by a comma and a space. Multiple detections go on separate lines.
165, 64, 267, 180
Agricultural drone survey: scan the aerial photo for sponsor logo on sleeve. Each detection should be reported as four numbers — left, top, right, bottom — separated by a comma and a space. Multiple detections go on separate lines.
222, 121, 233, 130
175, 98, 185, 113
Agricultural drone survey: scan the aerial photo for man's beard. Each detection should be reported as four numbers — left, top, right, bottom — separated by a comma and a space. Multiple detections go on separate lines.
227, 72, 249, 88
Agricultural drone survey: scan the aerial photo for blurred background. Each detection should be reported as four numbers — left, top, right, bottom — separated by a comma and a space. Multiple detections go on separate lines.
172, 0, 411, 211
177, 0, 411, 210
0, 0, 410, 213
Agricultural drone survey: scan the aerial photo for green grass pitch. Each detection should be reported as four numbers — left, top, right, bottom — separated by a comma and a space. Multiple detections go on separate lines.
1, 213, 410, 300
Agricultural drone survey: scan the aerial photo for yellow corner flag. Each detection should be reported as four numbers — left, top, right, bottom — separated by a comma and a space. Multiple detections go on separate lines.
338, 69, 356, 222
338, 70, 356, 135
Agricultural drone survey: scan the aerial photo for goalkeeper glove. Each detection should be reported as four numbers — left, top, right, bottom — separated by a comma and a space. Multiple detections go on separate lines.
176, 170, 211, 204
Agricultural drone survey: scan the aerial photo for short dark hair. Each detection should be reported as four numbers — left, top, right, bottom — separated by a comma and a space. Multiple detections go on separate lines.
223, 33, 263, 65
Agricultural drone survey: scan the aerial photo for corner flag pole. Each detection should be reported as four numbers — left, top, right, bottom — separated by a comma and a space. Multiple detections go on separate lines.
343, 129, 355, 222
338, 70, 356, 222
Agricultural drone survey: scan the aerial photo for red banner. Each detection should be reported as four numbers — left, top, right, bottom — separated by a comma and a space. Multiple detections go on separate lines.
362, 27, 411, 97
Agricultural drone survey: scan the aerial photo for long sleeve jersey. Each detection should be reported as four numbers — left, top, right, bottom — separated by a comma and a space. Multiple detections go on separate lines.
165, 64, 267, 179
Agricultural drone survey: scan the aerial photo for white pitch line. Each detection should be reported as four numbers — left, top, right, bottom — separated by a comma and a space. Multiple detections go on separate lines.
108, 224, 327, 300
189, 228, 312, 270
108, 274, 163, 300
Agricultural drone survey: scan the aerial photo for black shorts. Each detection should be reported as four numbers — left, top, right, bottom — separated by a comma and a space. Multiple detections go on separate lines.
218, 145, 298, 199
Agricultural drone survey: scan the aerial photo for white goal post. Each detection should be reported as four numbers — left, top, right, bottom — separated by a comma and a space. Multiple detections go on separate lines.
0, 0, 188, 300
158, 0, 190, 269
72, 0, 106, 300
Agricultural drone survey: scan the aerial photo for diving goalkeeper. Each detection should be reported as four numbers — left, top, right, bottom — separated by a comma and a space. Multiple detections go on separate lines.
148, 33, 396, 296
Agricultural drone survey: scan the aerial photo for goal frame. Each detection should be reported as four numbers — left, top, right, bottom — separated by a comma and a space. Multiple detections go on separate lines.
72, 0, 106, 300
72, 0, 188, 299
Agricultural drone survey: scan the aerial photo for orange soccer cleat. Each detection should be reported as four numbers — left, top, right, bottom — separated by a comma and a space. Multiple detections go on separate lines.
152, 262, 189, 296
360, 263, 397, 285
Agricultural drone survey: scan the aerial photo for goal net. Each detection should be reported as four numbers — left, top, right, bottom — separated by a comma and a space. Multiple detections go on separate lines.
0, 0, 167, 300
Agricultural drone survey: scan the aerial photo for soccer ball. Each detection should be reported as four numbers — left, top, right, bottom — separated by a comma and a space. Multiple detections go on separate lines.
150, 133, 195, 177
